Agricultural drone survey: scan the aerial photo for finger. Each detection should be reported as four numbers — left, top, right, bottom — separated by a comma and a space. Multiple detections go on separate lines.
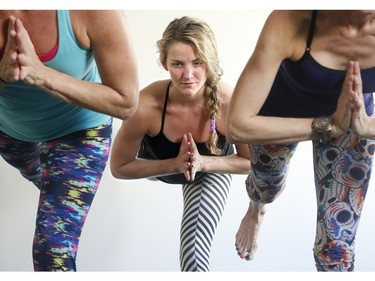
187, 133, 197, 152
351, 90, 363, 109
343, 62, 355, 92
7, 16, 17, 39
4, 16, 18, 57
352, 61, 363, 101
14, 18, 34, 54
184, 170, 192, 182
189, 164, 197, 182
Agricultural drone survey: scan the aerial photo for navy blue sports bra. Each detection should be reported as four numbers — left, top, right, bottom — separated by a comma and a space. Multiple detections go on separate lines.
259, 10, 375, 118
138, 82, 234, 184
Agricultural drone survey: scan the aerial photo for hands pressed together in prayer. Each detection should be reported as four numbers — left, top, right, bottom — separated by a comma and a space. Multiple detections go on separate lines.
332, 61, 372, 139
0, 16, 45, 85
176, 132, 204, 182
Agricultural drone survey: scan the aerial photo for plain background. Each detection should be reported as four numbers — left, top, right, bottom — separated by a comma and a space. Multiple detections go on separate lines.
1, 8, 375, 273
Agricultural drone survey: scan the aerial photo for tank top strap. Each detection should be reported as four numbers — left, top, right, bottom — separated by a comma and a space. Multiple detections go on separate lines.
306, 10, 318, 52
159, 81, 172, 134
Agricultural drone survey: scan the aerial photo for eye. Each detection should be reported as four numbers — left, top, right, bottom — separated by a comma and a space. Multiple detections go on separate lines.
171, 62, 183, 68
193, 60, 202, 67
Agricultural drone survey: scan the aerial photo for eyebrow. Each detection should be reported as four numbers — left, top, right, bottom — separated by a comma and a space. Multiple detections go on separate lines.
170, 58, 201, 63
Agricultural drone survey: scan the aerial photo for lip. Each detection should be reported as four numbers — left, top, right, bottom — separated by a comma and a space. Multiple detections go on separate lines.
180, 82, 195, 87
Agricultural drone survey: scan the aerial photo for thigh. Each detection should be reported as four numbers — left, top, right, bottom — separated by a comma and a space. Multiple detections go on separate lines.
39, 121, 113, 200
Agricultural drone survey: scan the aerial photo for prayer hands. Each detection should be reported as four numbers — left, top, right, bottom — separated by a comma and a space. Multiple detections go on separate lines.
332, 60, 371, 138
0, 16, 45, 85
178, 133, 204, 182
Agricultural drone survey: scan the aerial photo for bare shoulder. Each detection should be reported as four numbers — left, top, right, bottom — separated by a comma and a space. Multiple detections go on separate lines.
138, 80, 170, 113
218, 81, 234, 106
69, 10, 127, 48
267, 10, 312, 31
259, 10, 314, 60
132, 80, 170, 135
217, 81, 234, 123
71, 10, 125, 25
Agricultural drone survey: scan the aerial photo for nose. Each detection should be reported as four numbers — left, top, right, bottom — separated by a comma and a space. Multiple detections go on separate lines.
182, 65, 194, 79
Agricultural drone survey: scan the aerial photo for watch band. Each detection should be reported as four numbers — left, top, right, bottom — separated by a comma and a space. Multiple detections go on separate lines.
318, 130, 332, 144
312, 116, 332, 144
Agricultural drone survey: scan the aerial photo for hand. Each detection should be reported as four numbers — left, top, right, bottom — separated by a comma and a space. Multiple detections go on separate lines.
175, 134, 193, 181
331, 61, 356, 138
0, 16, 20, 83
349, 61, 371, 137
14, 17, 46, 85
185, 132, 205, 182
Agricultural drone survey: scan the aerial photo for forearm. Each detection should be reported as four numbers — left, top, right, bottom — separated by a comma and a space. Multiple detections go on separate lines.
357, 117, 375, 139
31, 66, 138, 120
227, 115, 314, 145
111, 158, 179, 180
201, 154, 251, 174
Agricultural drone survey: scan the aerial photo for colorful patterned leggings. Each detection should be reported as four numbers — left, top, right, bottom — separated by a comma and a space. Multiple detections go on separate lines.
246, 131, 374, 271
0, 120, 112, 271
180, 173, 231, 271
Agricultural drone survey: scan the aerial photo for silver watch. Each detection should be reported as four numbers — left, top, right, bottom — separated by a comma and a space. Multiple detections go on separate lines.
312, 116, 332, 144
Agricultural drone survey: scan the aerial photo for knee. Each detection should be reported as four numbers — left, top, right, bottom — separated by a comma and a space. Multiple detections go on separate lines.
245, 172, 286, 204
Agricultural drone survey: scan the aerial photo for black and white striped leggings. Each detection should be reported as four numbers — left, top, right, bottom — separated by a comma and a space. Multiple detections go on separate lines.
180, 173, 232, 271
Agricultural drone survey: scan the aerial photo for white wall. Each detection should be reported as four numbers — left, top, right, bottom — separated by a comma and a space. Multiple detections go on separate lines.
1, 10, 375, 273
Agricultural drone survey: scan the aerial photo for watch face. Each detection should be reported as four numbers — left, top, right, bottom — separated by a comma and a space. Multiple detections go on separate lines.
315, 117, 332, 132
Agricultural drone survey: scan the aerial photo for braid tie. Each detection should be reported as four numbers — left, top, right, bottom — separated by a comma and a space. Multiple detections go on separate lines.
209, 119, 216, 133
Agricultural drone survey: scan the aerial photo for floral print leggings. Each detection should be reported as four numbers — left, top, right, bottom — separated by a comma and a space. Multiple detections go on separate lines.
0, 120, 112, 271
246, 130, 375, 271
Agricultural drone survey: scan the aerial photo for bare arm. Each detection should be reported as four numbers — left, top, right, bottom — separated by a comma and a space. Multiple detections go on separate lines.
110, 83, 191, 180
226, 11, 317, 145
189, 134, 251, 175
14, 11, 139, 120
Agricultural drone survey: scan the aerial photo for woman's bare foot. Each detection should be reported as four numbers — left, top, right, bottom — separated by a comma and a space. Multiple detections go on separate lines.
235, 200, 266, 261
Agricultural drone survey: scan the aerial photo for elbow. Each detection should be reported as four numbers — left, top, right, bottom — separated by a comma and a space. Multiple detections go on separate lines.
109, 164, 122, 179
226, 117, 259, 144
116, 89, 139, 120
226, 126, 241, 144
109, 156, 127, 180
110, 165, 131, 180
117, 102, 137, 120
226, 120, 246, 144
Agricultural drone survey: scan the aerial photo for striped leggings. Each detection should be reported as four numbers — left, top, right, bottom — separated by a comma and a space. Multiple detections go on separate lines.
0, 120, 112, 271
246, 131, 374, 271
180, 173, 232, 271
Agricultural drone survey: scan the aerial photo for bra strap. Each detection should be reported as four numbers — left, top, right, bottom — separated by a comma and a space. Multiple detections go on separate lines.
306, 10, 317, 52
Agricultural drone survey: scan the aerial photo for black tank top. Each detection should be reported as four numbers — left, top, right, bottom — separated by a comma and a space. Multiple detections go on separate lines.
138, 82, 234, 184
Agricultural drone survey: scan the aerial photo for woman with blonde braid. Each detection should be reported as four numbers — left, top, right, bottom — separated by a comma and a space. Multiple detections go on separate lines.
110, 16, 250, 271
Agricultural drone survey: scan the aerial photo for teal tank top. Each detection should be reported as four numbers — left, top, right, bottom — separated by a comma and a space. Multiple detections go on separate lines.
0, 10, 110, 142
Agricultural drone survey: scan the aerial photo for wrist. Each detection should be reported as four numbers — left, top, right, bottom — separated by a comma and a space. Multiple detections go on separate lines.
312, 116, 332, 144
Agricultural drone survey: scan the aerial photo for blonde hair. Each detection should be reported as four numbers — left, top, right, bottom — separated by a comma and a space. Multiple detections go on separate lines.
157, 16, 223, 155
